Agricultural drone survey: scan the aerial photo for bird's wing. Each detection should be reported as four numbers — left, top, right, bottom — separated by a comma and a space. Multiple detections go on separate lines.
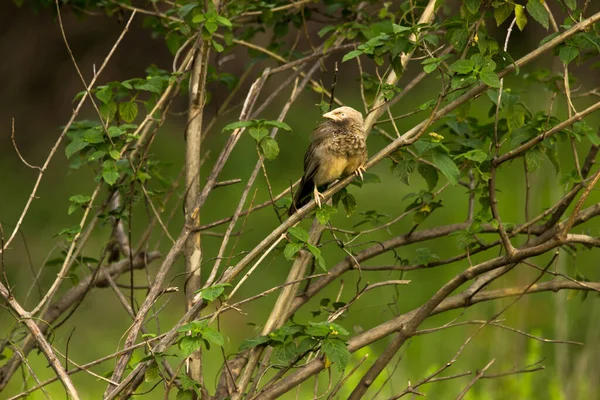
302, 122, 335, 182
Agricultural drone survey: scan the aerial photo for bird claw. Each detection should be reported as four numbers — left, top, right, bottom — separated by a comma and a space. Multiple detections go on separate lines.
355, 165, 366, 181
313, 186, 325, 208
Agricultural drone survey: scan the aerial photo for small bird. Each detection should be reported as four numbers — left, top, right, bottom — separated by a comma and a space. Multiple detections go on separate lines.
289, 106, 367, 216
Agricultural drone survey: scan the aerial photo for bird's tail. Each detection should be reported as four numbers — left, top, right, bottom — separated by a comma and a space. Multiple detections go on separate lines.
289, 177, 314, 216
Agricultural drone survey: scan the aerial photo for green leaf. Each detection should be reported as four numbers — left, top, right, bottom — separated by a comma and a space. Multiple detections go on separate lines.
260, 137, 280, 160
417, 163, 438, 191
69, 194, 91, 205
65, 139, 88, 159
342, 50, 363, 63
249, 127, 269, 142
559, 45, 578, 65
306, 244, 326, 271
284, 242, 303, 260
525, 147, 544, 172
239, 336, 270, 351
515, 4, 528, 31
119, 101, 138, 123
394, 158, 416, 185
564, 0, 576, 10
465, 0, 481, 14
95, 86, 112, 104
205, 20, 218, 34
196, 283, 230, 302
179, 335, 202, 357
288, 226, 309, 242
99, 101, 117, 120
273, 341, 299, 365
202, 327, 224, 347
450, 59, 475, 74
341, 192, 357, 216
494, 3, 514, 26
102, 160, 120, 185
306, 322, 331, 337
265, 120, 292, 131
216, 15, 232, 28
88, 150, 106, 161
479, 67, 501, 88
457, 149, 488, 163
178, 3, 198, 18
109, 149, 120, 160
145, 364, 160, 382
108, 126, 124, 138
176, 390, 194, 400
431, 151, 460, 186
322, 338, 350, 372
316, 204, 337, 225
526, 0, 549, 29
223, 120, 255, 131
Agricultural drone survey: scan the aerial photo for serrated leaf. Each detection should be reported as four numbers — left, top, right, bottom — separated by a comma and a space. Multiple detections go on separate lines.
526, 0, 549, 29
342, 50, 363, 63
564, 0, 576, 10
69, 194, 91, 204
88, 150, 106, 161
109, 149, 120, 160
450, 59, 475, 74
306, 244, 326, 271
494, 3, 514, 26
223, 120, 254, 131
322, 338, 350, 372
394, 159, 416, 185
249, 127, 269, 142
417, 163, 438, 191
145, 363, 160, 382
479, 67, 501, 88
341, 192, 357, 216
96, 86, 112, 104
176, 390, 194, 400
178, 3, 198, 18
65, 139, 88, 159
202, 328, 224, 347
265, 120, 292, 131
288, 226, 310, 242
99, 101, 117, 120
284, 242, 303, 260
273, 341, 298, 365
260, 137, 279, 160
431, 151, 460, 186
119, 101, 138, 123
179, 335, 202, 356
216, 15, 232, 28
239, 336, 270, 351
559, 45, 578, 65
102, 160, 120, 185
205, 20, 218, 34
196, 283, 230, 302
108, 126, 124, 138
525, 147, 544, 172
515, 4, 528, 31
316, 204, 337, 225
465, 0, 481, 14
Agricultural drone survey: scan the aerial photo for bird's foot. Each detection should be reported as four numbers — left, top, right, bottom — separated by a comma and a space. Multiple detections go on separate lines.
355, 165, 366, 181
313, 186, 325, 208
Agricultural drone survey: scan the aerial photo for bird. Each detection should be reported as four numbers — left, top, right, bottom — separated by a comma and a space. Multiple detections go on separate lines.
289, 106, 367, 216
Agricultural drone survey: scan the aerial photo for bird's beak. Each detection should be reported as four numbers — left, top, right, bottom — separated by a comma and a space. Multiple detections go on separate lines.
322, 111, 340, 121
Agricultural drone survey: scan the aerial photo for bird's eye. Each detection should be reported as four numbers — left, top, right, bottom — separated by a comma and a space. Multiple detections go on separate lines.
341, 113, 345, 117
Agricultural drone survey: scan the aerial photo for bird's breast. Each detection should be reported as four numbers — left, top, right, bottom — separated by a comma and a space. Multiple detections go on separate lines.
313, 155, 347, 186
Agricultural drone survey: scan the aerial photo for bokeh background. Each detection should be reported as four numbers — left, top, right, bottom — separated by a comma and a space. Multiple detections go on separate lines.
2, 1, 600, 399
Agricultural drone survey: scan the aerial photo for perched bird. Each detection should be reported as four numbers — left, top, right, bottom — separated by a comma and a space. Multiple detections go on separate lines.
289, 106, 367, 216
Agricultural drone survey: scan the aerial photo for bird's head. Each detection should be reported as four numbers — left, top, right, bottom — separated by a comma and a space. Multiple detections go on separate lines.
322, 106, 364, 128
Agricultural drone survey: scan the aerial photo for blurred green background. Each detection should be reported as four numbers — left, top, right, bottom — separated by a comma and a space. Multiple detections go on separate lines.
1, 2, 600, 399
